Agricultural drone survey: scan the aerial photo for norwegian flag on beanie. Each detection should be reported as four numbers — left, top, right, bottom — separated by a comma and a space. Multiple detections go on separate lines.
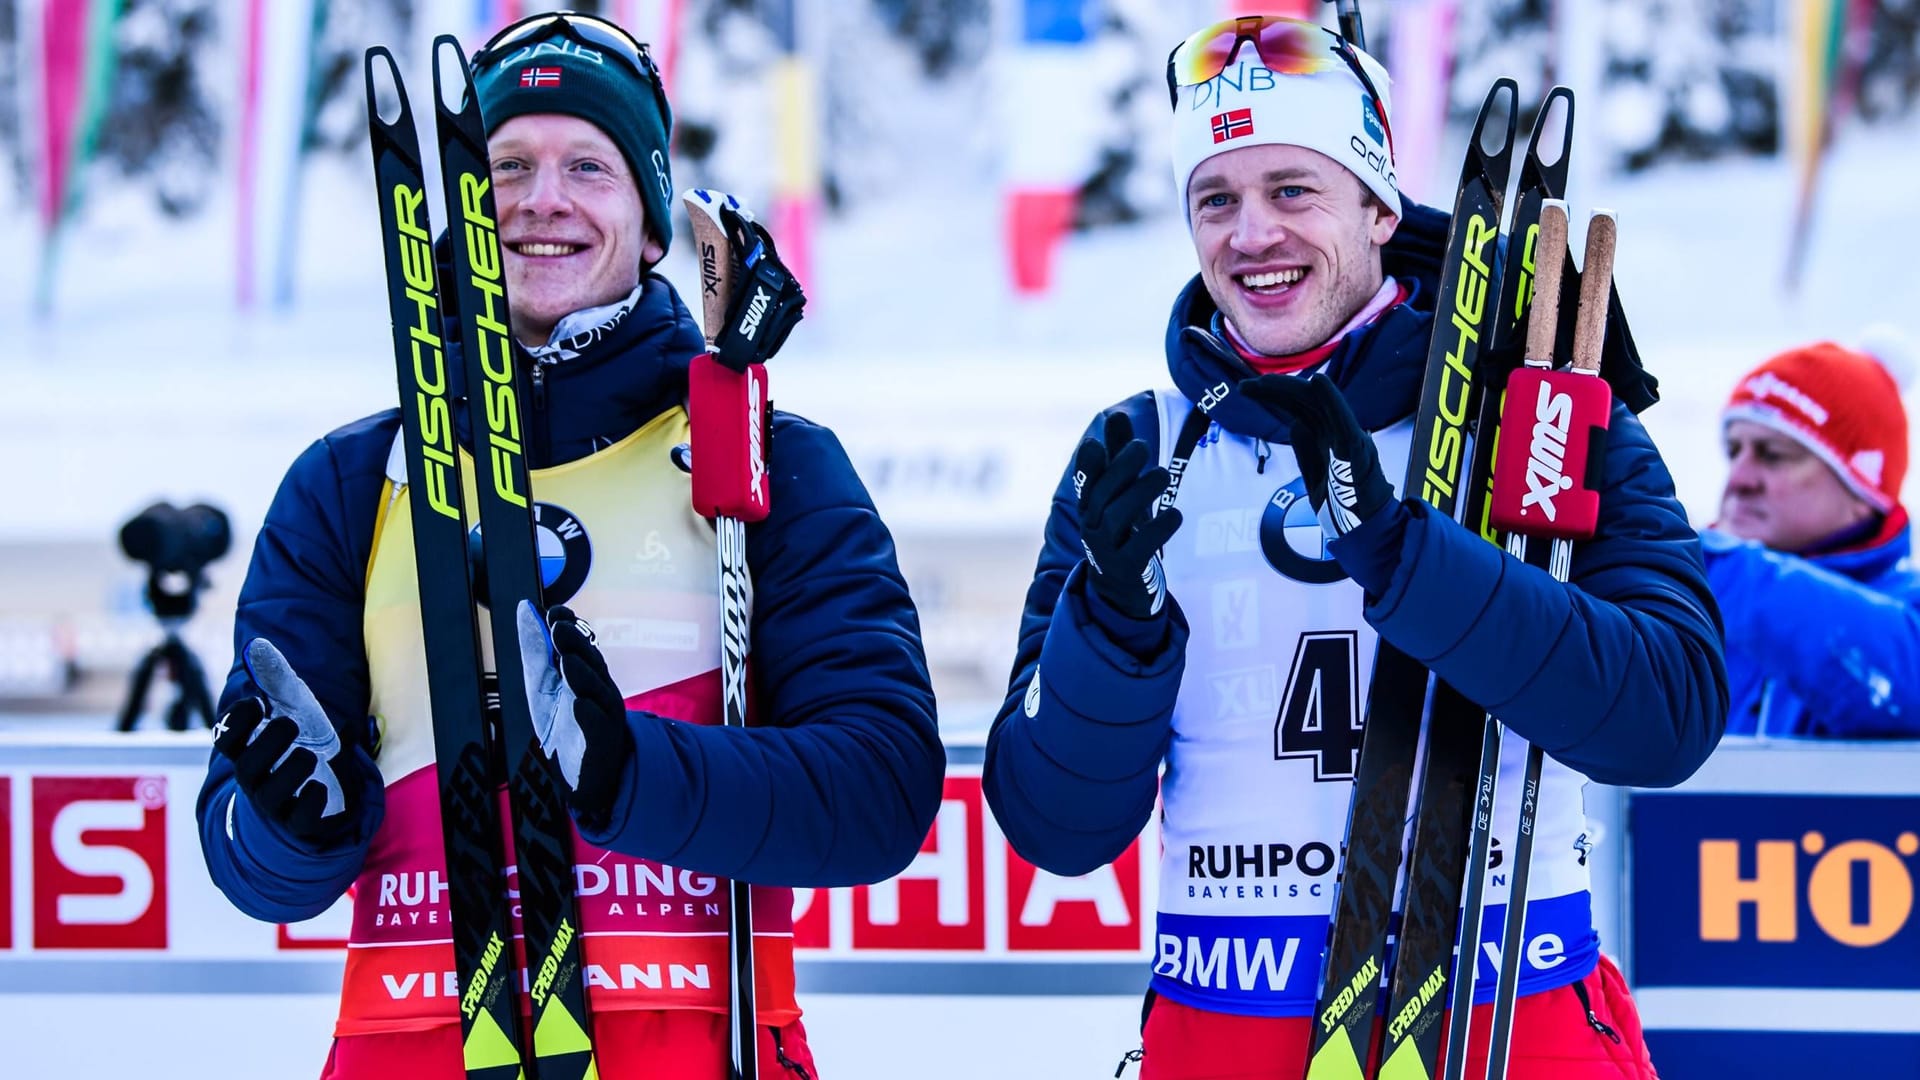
1723, 337, 1915, 513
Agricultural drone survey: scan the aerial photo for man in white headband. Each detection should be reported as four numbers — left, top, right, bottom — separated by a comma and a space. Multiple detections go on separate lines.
986, 13, 1720, 1079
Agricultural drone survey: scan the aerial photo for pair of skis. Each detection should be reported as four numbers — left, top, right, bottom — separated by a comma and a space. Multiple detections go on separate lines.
363, 39, 765, 1080
1304, 77, 1621, 1080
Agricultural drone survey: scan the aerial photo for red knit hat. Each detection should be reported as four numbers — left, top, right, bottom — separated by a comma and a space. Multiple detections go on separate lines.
1722, 333, 1914, 513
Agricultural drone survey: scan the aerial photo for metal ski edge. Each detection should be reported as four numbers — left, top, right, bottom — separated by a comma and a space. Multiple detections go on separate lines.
1379, 85, 1577, 1080
430, 35, 598, 1079
364, 46, 529, 1080
1304, 78, 1519, 1080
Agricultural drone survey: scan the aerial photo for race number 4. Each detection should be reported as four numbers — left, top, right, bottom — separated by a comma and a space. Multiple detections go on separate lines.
1273, 631, 1363, 782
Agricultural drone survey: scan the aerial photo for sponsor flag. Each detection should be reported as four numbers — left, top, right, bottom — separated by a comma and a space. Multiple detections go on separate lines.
1385, 0, 1456, 204
610, 0, 687, 94
476, 0, 522, 37
30, 0, 120, 313
1001, 0, 1098, 297
1784, 0, 1872, 292
236, 0, 326, 309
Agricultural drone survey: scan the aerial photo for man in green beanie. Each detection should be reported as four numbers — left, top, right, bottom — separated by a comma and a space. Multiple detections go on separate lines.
196, 12, 944, 1079
467, 12, 679, 344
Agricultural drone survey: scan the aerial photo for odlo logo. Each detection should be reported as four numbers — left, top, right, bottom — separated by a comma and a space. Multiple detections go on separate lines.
1519, 381, 1575, 521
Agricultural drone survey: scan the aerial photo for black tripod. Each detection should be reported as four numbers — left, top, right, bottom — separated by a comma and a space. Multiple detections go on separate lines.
117, 571, 217, 732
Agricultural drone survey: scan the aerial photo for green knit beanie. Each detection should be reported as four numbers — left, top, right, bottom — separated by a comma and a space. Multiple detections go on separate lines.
472, 41, 675, 256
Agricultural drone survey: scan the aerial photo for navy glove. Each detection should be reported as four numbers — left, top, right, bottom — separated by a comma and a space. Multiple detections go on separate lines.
1240, 372, 1407, 593
1074, 411, 1182, 619
712, 201, 806, 372
213, 639, 367, 844
1241, 372, 1398, 539
519, 602, 635, 825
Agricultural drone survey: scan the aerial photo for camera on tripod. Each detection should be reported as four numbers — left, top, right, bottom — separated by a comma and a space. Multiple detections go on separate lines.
117, 501, 232, 731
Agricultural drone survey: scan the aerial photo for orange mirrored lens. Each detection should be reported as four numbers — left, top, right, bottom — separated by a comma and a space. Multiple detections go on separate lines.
1169, 16, 1336, 88
1253, 19, 1332, 75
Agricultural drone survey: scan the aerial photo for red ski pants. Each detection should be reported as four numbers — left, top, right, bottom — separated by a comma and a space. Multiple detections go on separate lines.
320, 1011, 817, 1079
1140, 955, 1656, 1080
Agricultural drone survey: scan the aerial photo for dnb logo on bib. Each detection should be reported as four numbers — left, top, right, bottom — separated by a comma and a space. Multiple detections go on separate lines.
1259, 478, 1346, 585
467, 502, 593, 606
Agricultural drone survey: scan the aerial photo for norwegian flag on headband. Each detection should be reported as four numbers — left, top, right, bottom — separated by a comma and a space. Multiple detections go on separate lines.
520, 67, 561, 88
1211, 108, 1254, 144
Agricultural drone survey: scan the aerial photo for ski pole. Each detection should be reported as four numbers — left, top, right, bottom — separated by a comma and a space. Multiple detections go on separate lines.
1480, 203, 1619, 1079
684, 189, 771, 1080
1326, 0, 1366, 49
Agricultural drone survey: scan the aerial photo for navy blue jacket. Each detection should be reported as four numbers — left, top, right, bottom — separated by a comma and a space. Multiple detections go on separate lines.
1706, 518, 1920, 738
985, 204, 1729, 876
198, 275, 945, 922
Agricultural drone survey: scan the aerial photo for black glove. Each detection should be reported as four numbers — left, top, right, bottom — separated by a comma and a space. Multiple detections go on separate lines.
1074, 411, 1183, 618
213, 639, 365, 844
518, 602, 635, 824
712, 202, 806, 372
1239, 372, 1398, 541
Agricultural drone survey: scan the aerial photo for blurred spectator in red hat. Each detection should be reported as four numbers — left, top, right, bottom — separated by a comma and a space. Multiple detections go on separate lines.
1707, 328, 1920, 738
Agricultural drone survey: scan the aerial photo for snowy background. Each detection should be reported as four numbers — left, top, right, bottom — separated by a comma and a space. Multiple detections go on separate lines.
0, 1, 1918, 1075
2, 0, 1917, 733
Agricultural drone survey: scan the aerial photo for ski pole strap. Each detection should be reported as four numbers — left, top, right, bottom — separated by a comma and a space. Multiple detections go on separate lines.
712, 228, 807, 373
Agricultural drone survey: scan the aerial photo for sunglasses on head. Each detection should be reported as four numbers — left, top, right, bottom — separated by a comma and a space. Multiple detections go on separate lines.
471, 10, 669, 117
1165, 14, 1394, 160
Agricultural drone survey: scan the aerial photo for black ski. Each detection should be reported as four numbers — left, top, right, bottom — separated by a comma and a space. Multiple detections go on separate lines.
432, 36, 599, 1079
1380, 86, 1577, 1080
1304, 79, 1518, 1080
363, 47, 527, 1080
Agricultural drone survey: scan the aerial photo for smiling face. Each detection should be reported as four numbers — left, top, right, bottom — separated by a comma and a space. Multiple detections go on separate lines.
1188, 143, 1398, 357
1719, 419, 1874, 552
488, 113, 665, 346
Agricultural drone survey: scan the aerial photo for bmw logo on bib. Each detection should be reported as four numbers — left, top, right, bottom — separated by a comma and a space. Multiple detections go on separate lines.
1259, 478, 1347, 585
466, 502, 594, 607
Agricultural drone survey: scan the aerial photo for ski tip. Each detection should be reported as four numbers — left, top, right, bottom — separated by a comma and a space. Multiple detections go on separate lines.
1469, 79, 1521, 173
1526, 87, 1576, 173
363, 47, 407, 128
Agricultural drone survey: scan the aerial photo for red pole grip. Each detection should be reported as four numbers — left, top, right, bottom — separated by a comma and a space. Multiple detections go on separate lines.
1488, 367, 1611, 539
689, 352, 771, 522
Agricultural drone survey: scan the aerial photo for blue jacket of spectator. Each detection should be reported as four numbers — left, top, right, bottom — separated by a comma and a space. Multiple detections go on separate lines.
1705, 515, 1920, 738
